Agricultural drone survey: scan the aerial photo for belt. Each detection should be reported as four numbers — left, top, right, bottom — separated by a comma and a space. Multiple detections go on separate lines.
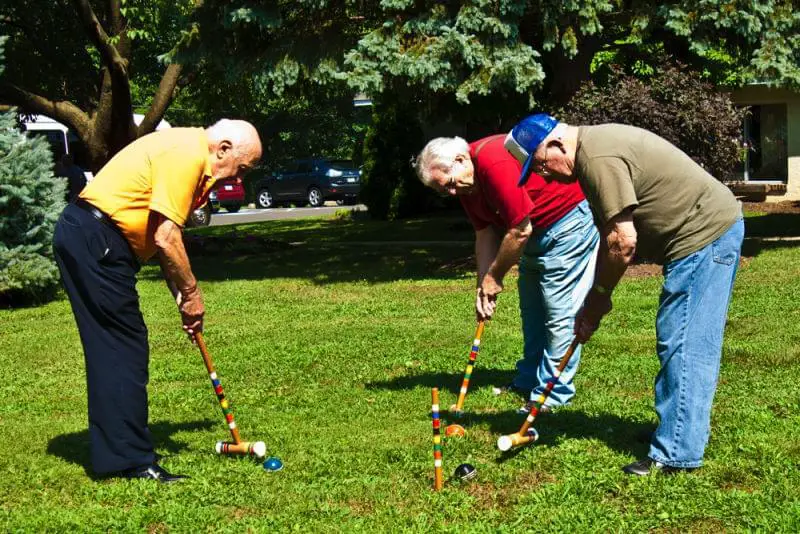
73, 198, 128, 242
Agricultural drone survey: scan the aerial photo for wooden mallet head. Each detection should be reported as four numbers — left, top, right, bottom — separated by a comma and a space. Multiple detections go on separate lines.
215, 441, 267, 458
497, 428, 539, 452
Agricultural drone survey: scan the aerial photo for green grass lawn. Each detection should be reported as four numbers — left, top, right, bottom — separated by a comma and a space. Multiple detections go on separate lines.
1, 210, 799, 532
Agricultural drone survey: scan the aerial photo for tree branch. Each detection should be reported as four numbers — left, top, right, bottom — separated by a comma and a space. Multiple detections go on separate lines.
109, 0, 124, 35
0, 82, 89, 138
70, 0, 128, 77
138, 63, 184, 135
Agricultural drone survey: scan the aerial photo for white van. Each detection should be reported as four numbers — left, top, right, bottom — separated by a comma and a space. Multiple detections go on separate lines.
22, 113, 171, 182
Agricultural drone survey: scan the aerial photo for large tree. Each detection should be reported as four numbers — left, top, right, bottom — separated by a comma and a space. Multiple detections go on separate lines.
185, 1, 798, 218
190, 1, 798, 107
0, 0, 200, 171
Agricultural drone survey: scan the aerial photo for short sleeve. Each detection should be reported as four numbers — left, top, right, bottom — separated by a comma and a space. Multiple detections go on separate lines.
481, 160, 534, 228
149, 147, 206, 226
580, 156, 638, 225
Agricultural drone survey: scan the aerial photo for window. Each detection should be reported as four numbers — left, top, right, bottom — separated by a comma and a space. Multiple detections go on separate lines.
27, 130, 68, 161
740, 104, 788, 182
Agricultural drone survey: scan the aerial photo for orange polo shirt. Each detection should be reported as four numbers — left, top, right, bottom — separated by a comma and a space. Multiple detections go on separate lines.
80, 128, 215, 261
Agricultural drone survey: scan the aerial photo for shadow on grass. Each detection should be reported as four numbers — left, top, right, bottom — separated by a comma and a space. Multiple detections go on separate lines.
742, 236, 800, 258
140, 243, 474, 285
47, 420, 214, 478
368, 370, 654, 459
136, 213, 478, 284
367, 367, 513, 392
744, 212, 800, 239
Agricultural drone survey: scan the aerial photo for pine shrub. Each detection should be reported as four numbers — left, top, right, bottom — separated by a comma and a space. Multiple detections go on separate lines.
0, 109, 66, 304
360, 96, 437, 220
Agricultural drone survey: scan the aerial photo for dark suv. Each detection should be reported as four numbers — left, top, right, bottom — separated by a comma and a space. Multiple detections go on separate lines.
255, 158, 361, 208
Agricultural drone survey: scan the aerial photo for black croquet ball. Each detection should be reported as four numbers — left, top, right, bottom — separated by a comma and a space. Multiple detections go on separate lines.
454, 463, 477, 481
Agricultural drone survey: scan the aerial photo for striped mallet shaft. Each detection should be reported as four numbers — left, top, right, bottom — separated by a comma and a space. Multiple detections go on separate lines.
497, 339, 579, 451
215, 440, 267, 458
432, 388, 443, 491
450, 320, 485, 415
195, 332, 242, 445
518, 338, 579, 437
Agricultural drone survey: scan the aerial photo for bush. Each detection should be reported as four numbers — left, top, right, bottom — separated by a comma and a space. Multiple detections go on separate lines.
0, 110, 66, 305
559, 59, 745, 180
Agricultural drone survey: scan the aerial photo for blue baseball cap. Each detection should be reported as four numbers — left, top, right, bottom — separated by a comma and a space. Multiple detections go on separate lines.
504, 113, 559, 186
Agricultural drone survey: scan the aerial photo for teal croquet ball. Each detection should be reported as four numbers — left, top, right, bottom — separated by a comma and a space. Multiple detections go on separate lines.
263, 457, 283, 472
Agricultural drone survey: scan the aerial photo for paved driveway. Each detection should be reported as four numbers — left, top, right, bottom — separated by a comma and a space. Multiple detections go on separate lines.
209, 204, 366, 226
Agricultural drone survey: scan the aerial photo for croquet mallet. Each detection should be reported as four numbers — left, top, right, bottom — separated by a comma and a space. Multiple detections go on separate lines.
448, 320, 485, 418
195, 332, 266, 458
497, 338, 580, 451
432, 388, 444, 491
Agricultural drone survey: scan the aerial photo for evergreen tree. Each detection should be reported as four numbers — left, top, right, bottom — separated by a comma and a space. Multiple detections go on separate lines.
360, 93, 430, 220
0, 36, 66, 305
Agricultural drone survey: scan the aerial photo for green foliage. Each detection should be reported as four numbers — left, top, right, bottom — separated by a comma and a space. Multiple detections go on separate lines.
0, 110, 65, 304
0, 39, 65, 304
559, 58, 746, 180
661, 1, 800, 88
0, 211, 799, 530
188, 0, 800, 111
360, 95, 435, 220
341, 2, 545, 105
0, 0, 196, 107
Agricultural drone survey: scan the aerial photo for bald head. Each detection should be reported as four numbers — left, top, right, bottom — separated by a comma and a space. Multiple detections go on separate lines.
206, 119, 262, 181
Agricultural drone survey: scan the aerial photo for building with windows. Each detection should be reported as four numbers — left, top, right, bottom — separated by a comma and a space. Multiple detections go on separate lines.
729, 86, 799, 202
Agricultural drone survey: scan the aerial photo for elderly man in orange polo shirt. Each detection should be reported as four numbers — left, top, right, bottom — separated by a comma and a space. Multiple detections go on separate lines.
53, 119, 261, 482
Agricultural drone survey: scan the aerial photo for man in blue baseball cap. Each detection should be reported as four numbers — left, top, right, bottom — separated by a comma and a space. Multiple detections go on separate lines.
505, 114, 743, 476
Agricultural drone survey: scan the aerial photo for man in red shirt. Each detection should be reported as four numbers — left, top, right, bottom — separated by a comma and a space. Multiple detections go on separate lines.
414, 135, 598, 412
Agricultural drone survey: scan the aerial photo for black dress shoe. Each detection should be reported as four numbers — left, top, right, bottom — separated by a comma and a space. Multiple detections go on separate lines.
622, 458, 695, 476
122, 464, 188, 483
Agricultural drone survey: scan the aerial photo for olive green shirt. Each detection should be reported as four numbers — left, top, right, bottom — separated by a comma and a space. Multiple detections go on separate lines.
575, 124, 740, 264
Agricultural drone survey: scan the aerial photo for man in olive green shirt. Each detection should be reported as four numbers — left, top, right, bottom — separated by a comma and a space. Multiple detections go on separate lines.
505, 114, 743, 476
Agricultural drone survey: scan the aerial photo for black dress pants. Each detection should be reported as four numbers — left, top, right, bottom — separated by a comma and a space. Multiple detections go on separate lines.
53, 204, 154, 474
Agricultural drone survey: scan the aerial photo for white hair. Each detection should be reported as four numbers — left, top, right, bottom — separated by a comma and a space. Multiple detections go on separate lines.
414, 137, 470, 186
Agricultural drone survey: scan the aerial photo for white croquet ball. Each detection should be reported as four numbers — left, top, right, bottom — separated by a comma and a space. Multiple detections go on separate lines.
252, 441, 267, 458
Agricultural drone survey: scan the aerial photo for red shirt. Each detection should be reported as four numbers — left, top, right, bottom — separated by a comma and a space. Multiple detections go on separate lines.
460, 135, 585, 231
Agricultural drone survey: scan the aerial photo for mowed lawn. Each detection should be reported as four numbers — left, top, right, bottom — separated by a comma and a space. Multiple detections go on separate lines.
1, 209, 799, 532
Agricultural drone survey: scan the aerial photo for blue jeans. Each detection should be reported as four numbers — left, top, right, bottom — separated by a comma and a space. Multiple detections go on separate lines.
649, 217, 744, 468
517, 200, 599, 407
